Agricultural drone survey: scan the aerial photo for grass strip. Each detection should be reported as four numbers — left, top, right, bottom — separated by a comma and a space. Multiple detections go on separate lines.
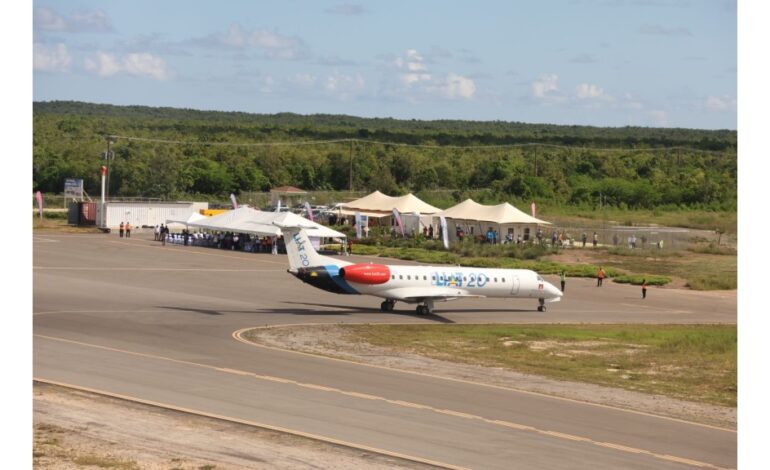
340, 324, 736, 407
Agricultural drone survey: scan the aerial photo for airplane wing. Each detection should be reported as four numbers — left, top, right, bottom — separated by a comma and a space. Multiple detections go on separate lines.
379, 287, 486, 303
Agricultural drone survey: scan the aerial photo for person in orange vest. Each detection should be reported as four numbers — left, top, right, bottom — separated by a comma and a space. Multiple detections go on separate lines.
597, 267, 606, 287
125, 222, 131, 238
642, 279, 648, 299
119, 222, 125, 238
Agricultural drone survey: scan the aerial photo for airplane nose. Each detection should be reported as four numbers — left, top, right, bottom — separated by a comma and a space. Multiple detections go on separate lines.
547, 282, 563, 298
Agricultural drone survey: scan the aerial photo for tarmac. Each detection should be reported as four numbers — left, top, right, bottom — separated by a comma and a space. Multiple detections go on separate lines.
33, 231, 737, 469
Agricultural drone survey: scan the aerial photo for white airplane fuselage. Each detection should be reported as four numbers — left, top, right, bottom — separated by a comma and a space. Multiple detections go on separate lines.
281, 226, 562, 314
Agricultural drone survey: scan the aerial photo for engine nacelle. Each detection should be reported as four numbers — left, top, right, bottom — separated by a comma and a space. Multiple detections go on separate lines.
339, 263, 391, 285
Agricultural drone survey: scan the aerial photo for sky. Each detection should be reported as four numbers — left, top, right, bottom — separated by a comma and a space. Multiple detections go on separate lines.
32, 0, 736, 129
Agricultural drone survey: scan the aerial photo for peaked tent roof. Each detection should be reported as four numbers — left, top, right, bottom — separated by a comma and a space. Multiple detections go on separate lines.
341, 191, 441, 214
437, 199, 551, 225
165, 211, 208, 227
184, 207, 345, 238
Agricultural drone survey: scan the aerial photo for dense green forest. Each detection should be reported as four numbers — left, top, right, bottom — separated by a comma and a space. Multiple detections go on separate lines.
33, 101, 737, 210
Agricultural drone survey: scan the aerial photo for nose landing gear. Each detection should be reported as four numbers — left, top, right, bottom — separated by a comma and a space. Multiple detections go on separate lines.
537, 298, 546, 312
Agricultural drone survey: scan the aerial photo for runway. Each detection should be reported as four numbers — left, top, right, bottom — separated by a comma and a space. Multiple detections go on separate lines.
33, 232, 737, 469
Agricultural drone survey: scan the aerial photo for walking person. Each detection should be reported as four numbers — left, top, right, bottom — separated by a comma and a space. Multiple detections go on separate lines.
597, 267, 605, 287
642, 279, 648, 299
119, 222, 125, 238
560, 271, 566, 293
125, 222, 131, 238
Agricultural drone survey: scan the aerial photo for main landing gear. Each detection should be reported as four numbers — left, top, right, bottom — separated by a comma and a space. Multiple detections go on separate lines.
537, 298, 546, 312
415, 300, 434, 315
380, 300, 396, 312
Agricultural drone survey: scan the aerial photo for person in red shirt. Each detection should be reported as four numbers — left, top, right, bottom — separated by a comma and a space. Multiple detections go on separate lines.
642, 279, 648, 299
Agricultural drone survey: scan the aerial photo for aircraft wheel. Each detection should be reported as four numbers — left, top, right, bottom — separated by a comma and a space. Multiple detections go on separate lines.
416, 305, 426, 315
387, 301, 395, 311
380, 301, 389, 312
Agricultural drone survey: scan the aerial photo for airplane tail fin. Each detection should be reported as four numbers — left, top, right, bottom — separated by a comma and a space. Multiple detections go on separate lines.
277, 224, 349, 272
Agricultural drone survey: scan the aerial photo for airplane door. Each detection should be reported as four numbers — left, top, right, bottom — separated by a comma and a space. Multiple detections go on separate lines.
510, 276, 520, 295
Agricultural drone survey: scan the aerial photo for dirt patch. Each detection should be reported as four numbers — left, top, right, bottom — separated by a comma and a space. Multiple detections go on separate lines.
33, 382, 435, 470
243, 325, 735, 430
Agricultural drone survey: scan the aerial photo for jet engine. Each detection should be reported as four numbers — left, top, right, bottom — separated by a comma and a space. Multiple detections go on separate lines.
339, 263, 391, 284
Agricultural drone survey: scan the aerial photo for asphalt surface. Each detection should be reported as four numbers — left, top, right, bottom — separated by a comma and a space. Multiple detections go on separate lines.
33, 231, 737, 469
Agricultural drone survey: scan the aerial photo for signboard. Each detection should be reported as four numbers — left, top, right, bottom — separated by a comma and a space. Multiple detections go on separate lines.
64, 178, 84, 199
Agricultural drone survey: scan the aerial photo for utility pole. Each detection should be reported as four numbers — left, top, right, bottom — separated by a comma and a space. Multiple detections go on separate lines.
349, 139, 354, 192
102, 135, 116, 228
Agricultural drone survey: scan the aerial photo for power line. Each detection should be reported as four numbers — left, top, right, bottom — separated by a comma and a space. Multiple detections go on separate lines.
105, 134, 731, 154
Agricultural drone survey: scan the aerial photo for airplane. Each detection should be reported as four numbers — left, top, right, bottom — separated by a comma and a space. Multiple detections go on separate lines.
279, 226, 563, 315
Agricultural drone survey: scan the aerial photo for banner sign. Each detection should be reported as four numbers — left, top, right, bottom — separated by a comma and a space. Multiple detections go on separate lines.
230, 193, 238, 209
36, 191, 43, 219
304, 201, 314, 222
440, 216, 449, 249
64, 178, 83, 199
354, 212, 362, 239
276, 199, 282, 213
392, 208, 405, 237
531, 201, 536, 218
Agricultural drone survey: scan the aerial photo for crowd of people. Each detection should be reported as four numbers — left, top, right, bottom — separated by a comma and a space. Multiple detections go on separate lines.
151, 224, 284, 254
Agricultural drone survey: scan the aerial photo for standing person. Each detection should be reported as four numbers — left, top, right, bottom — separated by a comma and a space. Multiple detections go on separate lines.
363, 224, 370, 238
597, 267, 605, 287
125, 222, 131, 238
642, 279, 648, 299
592, 232, 598, 248
119, 222, 125, 238
560, 271, 566, 292
428, 225, 434, 239
346, 237, 353, 256
581, 232, 587, 247
154, 224, 160, 241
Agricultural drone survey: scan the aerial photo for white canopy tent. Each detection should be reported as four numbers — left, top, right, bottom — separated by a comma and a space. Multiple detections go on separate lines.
339, 191, 441, 217
182, 207, 345, 239
165, 211, 208, 230
435, 199, 551, 242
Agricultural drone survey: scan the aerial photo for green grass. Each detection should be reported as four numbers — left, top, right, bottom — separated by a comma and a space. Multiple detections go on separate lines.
341, 324, 736, 407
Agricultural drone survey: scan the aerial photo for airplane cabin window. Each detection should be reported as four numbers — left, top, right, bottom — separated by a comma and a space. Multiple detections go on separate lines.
494, 278, 498, 282
399, 275, 403, 280
407, 275, 411, 280
391, 275, 395, 280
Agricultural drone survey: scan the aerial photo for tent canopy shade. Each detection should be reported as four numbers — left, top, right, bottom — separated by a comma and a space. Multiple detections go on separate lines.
181, 207, 346, 238
341, 190, 441, 214
436, 199, 551, 225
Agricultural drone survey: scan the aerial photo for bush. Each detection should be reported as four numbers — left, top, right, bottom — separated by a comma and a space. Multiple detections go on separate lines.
613, 275, 671, 286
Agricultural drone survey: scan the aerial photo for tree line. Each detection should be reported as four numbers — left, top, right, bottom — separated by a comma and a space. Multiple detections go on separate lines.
33, 101, 737, 210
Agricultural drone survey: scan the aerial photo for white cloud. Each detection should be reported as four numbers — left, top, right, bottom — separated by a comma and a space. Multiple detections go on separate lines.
34, 42, 72, 72
436, 73, 476, 100
532, 74, 559, 98
325, 72, 365, 100
84, 52, 170, 80
34, 6, 112, 33
288, 73, 317, 89
199, 24, 309, 60
706, 95, 736, 111
575, 83, 613, 103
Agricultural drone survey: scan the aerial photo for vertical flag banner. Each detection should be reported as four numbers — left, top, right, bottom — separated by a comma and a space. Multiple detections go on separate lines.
276, 199, 281, 213
354, 211, 362, 239
392, 208, 405, 237
230, 193, 238, 209
36, 191, 43, 220
304, 201, 314, 222
531, 201, 536, 218
440, 215, 449, 250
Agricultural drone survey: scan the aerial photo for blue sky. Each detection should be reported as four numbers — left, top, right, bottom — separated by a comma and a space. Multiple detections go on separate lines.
33, 0, 736, 129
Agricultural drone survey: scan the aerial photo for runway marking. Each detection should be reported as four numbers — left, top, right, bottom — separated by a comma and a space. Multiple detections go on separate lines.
36, 333, 733, 469
233, 325, 737, 433
33, 378, 466, 470
33, 309, 165, 316
34, 266, 284, 272
33, 237, 60, 243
